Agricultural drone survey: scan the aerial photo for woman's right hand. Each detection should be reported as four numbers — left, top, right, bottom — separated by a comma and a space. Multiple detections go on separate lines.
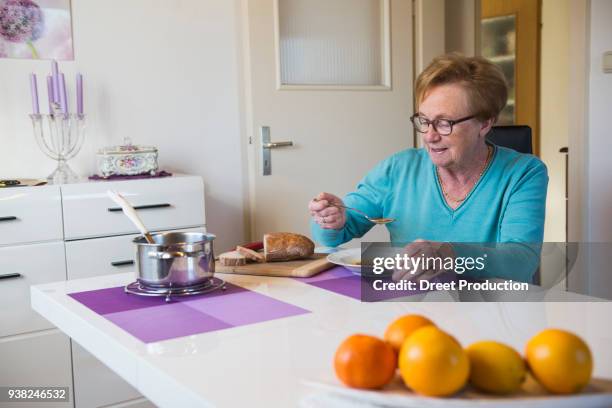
308, 192, 346, 230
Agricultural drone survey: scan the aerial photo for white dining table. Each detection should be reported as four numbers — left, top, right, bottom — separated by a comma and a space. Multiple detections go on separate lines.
31, 270, 612, 407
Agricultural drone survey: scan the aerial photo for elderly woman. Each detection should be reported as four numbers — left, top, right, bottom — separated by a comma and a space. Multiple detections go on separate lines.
309, 54, 548, 283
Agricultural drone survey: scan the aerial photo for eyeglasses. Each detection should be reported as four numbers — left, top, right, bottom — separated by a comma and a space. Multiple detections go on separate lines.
410, 114, 475, 136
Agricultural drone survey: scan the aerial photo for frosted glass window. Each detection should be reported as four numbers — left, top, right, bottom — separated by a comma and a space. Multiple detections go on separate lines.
278, 0, 387, 86
481, 15, 516, 124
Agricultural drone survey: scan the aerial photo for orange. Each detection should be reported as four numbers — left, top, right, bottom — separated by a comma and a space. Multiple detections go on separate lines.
384, 314, 435, 352
399, 326, 469, 396
466, 341, 527, 394
525, 328, 593, 394
334, 334, 397, 389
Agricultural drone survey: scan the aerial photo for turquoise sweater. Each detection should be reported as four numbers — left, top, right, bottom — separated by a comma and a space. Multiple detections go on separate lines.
311, 144, 548, 282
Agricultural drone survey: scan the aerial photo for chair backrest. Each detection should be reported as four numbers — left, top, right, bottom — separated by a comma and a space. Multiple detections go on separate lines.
485, 125, 539, 285
486, 125, 533, 154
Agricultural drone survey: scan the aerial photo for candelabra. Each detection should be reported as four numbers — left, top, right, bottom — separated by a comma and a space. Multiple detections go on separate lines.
30, 104, 86, 184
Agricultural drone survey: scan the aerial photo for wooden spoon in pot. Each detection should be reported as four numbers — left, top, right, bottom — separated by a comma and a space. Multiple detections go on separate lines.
107, 190, 155, 243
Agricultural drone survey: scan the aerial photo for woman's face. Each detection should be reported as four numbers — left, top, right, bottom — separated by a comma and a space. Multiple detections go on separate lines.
418, 83, 491, 170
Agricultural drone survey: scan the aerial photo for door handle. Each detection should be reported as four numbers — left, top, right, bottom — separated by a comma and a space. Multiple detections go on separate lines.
261, 126, 293, 176
0, 216, 18, 222
263, 142, 293, 149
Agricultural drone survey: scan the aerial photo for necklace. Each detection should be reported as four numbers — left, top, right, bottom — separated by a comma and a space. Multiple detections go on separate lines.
437, 145, 492, 205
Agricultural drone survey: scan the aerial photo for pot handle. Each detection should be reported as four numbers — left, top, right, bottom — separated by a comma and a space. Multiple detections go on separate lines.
147, 250, 207, 260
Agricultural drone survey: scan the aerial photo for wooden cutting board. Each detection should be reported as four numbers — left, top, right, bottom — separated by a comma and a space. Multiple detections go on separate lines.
215, 254, 334, 278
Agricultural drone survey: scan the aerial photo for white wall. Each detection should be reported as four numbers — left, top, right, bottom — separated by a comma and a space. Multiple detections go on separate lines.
445, 0, 476, 56
540, 0, 569, 242
587, 0, 612, 242
414, 0, 445, 74
0, 0, 247, 252
567, 0, 589, 245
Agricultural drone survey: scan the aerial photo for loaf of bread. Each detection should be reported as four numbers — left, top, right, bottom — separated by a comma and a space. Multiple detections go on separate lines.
263, 232, 315, 262
218, 251, 247, 266
236, 245, 265, 263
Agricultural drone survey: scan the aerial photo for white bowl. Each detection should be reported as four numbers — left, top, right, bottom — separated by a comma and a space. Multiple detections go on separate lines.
327, 248, 362, 275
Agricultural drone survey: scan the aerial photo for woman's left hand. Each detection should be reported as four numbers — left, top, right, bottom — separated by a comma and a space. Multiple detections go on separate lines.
392, 239, 455, 281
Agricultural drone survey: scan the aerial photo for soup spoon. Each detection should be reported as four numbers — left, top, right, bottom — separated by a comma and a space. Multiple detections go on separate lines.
314, 199, 395, 225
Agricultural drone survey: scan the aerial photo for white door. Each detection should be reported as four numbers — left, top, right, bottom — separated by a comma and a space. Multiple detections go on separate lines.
243, 0, 414, 245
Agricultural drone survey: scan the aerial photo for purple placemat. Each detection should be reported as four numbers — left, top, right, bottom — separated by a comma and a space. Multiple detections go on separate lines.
68, 282, 309, 343
88, 170, 172, 181
298, 267, 362, 299
296, 266, 457, 302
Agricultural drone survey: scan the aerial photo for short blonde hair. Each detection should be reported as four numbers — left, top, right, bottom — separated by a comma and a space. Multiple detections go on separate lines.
415, 53, 508, 121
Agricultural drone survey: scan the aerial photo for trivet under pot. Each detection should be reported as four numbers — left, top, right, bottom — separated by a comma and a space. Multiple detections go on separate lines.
125, 277, 226, 302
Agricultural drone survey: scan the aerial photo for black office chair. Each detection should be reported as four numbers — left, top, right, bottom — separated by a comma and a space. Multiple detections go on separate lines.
486, 125, 533, 154
486, 125, 541, 285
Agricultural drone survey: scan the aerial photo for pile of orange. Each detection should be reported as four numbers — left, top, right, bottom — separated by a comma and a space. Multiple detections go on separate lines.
333, 314, 593, 397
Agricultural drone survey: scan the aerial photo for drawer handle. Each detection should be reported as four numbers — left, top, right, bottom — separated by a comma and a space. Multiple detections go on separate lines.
108, 203, 172, 212
0, 273, 22, 280
111, 260, 135, 267
0, 216, 18, 222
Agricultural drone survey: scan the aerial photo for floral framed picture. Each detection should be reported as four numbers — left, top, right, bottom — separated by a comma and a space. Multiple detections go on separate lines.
0, 0, 73, 60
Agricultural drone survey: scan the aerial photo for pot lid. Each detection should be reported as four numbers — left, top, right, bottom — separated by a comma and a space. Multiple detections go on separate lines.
97, 137, 157, 155
98, 144, 157, 155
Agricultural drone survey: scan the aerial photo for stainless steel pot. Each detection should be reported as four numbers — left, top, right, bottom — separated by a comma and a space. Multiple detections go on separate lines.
133, 231, 216, 288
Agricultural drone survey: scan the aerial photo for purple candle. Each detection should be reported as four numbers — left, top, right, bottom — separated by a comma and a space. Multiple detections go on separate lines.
51, 60, 60, 104
29, 73, 39, 115
46, 75, 54, 114
59, 73, 68, 115
76, 73, 83, 115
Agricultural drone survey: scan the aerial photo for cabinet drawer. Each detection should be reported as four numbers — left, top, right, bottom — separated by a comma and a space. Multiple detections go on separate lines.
106, 399, 154, 408
61, 176, 205, 240
66, 233, 138, 281
0, 330, 72, 408
0, 242, 66, 337
72, 341, 142, 408
0, 186, 63, 246
65, 227, 206, 280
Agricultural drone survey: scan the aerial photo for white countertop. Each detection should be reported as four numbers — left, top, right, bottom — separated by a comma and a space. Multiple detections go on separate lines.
31, 272, 612, 407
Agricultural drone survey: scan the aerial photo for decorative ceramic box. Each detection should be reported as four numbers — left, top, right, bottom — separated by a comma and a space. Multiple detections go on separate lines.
97, 142, 158, 177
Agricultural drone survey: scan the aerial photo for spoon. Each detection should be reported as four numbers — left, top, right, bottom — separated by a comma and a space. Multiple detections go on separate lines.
313, 198, 395, 225
107, 190, 155, 243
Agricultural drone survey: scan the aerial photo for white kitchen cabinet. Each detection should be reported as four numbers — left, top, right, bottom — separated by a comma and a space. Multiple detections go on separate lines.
67, 227, 203, 408
65, 227, 205, 281
65, 233, 139, 281
104, 399, 154, 408
1, 174, 205, 408
0, 186, 69, 407
0, 330, 73, 408
0, 185, 63, 246
71, 341, 155, 408
61, 175, 205, 240
0, 242, 66, 337
62, 176, 205, 408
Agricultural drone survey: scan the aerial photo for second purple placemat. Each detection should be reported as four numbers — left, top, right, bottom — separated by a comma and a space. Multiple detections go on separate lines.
295, 266, 455, 301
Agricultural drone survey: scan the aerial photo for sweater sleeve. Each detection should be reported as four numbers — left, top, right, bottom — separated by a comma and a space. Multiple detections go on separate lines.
455, 159, 549, 283
311, 157, 393, 247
